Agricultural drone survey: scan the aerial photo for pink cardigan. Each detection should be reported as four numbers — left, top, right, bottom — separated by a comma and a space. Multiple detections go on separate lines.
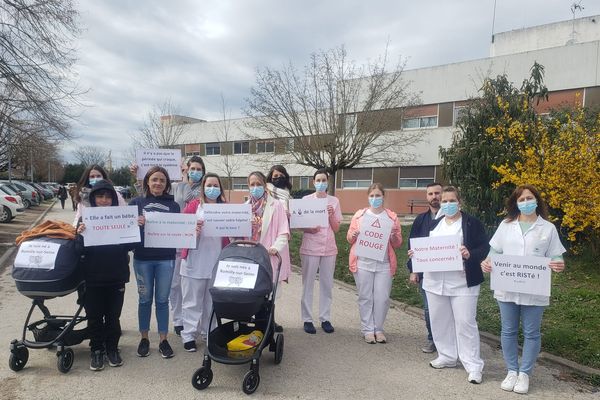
346, 208, 403, 275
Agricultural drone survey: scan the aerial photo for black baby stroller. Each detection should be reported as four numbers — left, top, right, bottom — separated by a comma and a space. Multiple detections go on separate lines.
9, 236, 88, 373
191, 241, 284, 395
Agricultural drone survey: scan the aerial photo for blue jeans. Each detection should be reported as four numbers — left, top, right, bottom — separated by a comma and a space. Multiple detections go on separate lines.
134, 259, 175, 335
497, 300, 546, 375
419, 280, 433, 341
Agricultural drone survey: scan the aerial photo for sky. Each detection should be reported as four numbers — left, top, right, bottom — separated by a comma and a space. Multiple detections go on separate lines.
65, 0, 600, 166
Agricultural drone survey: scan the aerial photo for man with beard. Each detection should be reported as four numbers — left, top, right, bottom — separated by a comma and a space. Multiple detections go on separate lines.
406, 182, 442, 353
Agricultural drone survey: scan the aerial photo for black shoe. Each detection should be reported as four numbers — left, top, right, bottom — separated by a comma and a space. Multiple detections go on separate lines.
137, 338, 150, 357
183, 341, 197, 352
303, 322, 317, 334
159, 339, 174, 359
321, 321, 335, 333
274, 322, 284, 333
174, 325, 183, 336
107, 349, 123, 367
90, 350, 105, 371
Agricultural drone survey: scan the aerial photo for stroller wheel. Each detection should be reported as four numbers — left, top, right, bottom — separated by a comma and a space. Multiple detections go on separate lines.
274, 334, 284, 365
242, 370, 260, 395
191, 367, 213, 390
57, 348, 74, 373
9, 346, 29, 372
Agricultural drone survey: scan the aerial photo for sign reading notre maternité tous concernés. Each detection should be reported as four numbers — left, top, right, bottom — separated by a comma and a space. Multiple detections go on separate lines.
490, 254, 552, 296
409, 235, 463, 273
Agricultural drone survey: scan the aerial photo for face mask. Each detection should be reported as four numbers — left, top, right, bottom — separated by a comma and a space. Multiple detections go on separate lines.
204, 186, 221, 200
250, 186, 265, 199
368, 197, 383, 208
441, 202, 460, 217
271, 176, 287, 189
518, 199, 537, 215
89, 177, 103, 186
188, 170, 203, 183
314, 182, 328, 192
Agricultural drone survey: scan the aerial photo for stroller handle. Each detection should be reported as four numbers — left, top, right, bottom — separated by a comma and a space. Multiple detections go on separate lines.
230, 240, 282, 268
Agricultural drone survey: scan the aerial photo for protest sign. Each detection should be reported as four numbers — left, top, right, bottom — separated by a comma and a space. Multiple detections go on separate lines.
410, 235, 463, 273
354, 214, 393, 261
81, 205, 140, 246
135, 148, 182, 181
144, 212, 197, 249
289, 198, 328, 228
202, 203, 252, 237
490, 254, 552, 296
14, 241, 61, 270
213, 260, 259, 289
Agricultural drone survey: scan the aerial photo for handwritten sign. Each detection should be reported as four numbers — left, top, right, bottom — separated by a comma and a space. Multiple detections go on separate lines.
135, 148, 182, 181
81, 205, 140, 246
289, 198, 328, 228
144, 212, 197, 249
355, 214, 393, 261
202, 203, 252, 237
14, 241, 61, 270
213, 260, 259, 289
410, 235, 463, 273
490, 254, 552, 296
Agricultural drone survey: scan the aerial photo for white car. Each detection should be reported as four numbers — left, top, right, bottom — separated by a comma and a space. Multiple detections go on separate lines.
0, 193, 25, 223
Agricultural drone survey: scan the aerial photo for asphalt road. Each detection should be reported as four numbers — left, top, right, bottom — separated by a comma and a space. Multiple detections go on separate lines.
0, 204, 597, 399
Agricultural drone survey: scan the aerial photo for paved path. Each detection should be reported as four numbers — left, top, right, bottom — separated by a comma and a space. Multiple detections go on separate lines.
0, 204, 597, 399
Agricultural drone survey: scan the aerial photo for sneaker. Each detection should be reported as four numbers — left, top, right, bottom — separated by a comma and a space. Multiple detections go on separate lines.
364, 333, 376, 344
429, 358, 457, 369
468, 371, 483, 384
159, 339, 174, 359
303, 322, 317, 334
174, 325, 183, 336
513, 372, 529, 394
137, 338, 150, 357
501, 371, 519, 391
183, 341, 197, 352
421, 340, 436, 353
90, 350, 105, 371
375, 332, 387, 343
321, 321, 335, 333
106, 350, 123, 367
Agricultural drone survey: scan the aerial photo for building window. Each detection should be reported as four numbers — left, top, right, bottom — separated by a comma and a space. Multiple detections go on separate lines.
206, 142, 220, 155
233, 141, 249, 154
402, 116, 438, 129
299, 176, 310, 189
399, 178, 435, 188
341, 167, 372, 189
453, 106, 467, 126
286, 137, 295, 151
256, 140, 274, 153
398, 166, 435, 188
232, 177, 247, 190
342, 180, 372, 188
185, 151, 200, 156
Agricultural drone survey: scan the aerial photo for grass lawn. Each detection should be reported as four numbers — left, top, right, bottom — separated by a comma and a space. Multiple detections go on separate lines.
289, 224, 600, 371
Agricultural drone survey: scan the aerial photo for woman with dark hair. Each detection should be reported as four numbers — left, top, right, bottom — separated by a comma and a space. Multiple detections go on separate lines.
72, 164, 126, 225
129, 166, 180, 359
481, 185, 566, 394
266, 165, 292, 212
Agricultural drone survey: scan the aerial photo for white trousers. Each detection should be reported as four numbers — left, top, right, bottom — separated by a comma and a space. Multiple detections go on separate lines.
169, 255, 183, 326
301, 254, 336, 323
426, 291, 484, 373
353, 268, 392, 335
180, 276, 212, 343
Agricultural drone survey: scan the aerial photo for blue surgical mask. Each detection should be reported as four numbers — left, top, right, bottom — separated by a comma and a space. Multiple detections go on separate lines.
204, 186, 221, 200
89, 177, 103, 186
518, 199, 537, 215
188, 170, 203, 183
250, 186, 265, 199
368, 197, 383, 208
314, 182, 328, 192
441, 202, 460, 217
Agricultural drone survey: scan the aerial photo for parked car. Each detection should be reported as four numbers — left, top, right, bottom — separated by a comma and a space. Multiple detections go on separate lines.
116, 185, 133, 200
0, 193, 25, 223
0, 181, 40, 208
41, 182, 60, 196
15, 181, 46, 202
30, 182, 54, 200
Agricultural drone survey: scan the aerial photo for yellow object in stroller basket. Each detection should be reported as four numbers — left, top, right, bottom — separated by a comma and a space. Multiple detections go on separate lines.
227, 330, 264, 358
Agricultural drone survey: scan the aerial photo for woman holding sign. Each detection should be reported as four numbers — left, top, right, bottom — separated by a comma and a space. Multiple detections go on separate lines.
179, 173, 227, 352
130, 166, 180, 359
481, 185, 565, 394
347, 183, 402, 344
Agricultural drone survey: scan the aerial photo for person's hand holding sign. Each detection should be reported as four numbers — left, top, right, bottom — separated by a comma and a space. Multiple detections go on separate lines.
460, 245, 470, 260
549, 260, 565, 272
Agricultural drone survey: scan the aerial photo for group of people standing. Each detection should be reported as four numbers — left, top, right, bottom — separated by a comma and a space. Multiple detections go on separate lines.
70, 159, 565, 395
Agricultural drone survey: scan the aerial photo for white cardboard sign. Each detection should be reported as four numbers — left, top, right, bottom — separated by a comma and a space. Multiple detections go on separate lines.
410, 235, 463, 273
144, 212, 197, 249
81, 206, 140, 246
354, 214, 393, 262
213, 260, 259, 289
201, 203, 252, 237
490, 254, 552, 296
135, 148, 182, 181
15, 241, 61, 270
289, 198, 328, 228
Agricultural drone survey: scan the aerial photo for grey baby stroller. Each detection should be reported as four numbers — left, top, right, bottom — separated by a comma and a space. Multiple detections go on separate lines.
191, 241, 284, 395
9, 237, 88, 373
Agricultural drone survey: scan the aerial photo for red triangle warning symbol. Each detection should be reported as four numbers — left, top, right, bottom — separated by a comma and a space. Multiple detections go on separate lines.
371, 219, 381, 228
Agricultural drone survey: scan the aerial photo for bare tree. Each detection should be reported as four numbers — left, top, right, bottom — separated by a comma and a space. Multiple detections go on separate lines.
245, 45, 421, 190
131, 99, 188, 149
214, 95, 242, 200
74, 145, 108, 167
